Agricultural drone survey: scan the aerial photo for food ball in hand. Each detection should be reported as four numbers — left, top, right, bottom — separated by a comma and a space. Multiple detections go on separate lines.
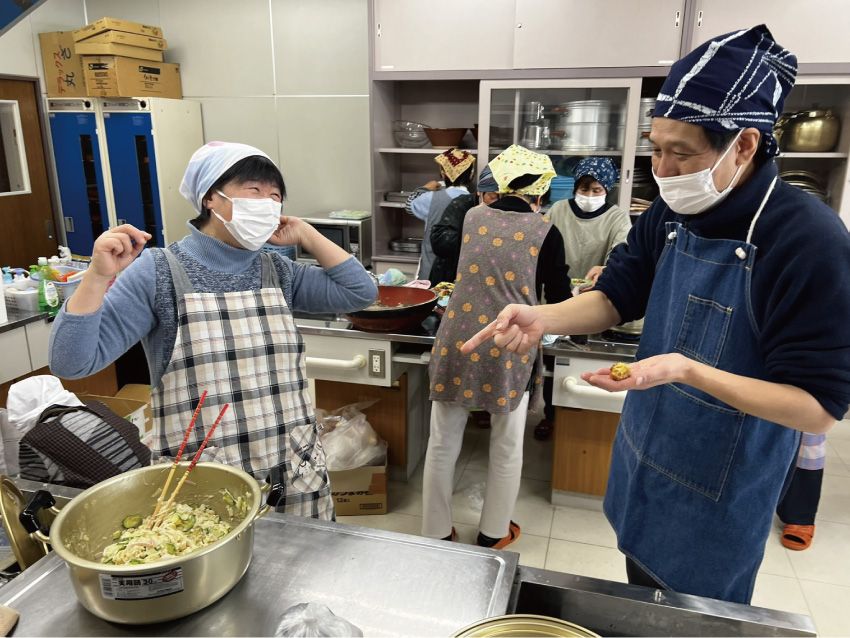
610, 362, 631, 381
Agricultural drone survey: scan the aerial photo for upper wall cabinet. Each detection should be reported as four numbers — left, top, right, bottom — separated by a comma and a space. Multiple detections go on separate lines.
690, 0, 850, 64
373, 0, 516, 71
513, 0, 685, 69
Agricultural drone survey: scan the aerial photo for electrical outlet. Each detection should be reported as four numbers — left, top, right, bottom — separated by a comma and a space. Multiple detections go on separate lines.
368, 349, 385, 377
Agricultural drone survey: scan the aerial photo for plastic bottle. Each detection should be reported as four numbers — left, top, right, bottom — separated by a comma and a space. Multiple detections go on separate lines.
1, 268, 11, 285
37, 259, 60, 317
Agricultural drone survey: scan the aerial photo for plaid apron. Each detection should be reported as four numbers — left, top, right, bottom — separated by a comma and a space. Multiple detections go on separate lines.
150, 248, 333, 519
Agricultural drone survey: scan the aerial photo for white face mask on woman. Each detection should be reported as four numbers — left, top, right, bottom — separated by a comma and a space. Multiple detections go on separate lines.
574, 193, 607, 213
653, 129, 744, 216
212, 190, 282, 250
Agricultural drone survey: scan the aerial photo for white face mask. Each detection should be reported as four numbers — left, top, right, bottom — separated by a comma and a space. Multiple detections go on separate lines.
574, 193, 606, 213
653, 130, 744, 216
212, 190, 282, 251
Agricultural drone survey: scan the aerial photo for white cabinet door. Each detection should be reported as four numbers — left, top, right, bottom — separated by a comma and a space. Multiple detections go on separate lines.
374, 0, 516, 71
25, 320, 51, 370
691, 0, 850, 64
513, 0, 684, 69
0, 327, 32, 384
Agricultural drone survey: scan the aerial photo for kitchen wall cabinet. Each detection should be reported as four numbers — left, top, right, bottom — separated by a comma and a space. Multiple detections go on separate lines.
371, 80, 479, 268
689, 0, 850, 65
776, 77, 850, 227
478, 78, 643, 212
373, 0, 516, 72
0, 328, 35, 385
513, 0, 685, 69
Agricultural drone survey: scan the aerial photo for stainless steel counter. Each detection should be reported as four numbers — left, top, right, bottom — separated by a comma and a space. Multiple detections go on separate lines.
0, 482, 816, 637
0, 514, 517, 636
510, 566, 815, 637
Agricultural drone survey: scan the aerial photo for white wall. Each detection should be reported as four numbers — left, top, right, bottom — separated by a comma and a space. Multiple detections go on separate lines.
0, 0, 372, 218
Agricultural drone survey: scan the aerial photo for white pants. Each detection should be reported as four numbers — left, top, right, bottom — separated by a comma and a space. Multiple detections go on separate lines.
422, 392, 529, 539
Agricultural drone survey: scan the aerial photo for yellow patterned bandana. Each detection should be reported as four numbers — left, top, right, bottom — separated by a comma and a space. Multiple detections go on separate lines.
434, 148, 475, 183
488, 144, 556, 196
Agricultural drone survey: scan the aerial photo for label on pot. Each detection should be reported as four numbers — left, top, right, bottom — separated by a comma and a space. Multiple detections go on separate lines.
98, 567, 185, 600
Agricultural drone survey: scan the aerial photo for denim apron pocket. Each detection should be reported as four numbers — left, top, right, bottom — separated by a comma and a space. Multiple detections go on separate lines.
641, 384, 745, 501
674, 295, 734, 367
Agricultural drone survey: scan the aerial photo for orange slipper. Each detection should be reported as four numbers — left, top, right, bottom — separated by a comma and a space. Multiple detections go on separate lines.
781, 524, 815, 551
490, 521, 521, 550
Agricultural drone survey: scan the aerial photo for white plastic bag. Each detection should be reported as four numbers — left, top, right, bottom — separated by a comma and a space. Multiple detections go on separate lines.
316, 401, 387, 471
274, 602, 363, 637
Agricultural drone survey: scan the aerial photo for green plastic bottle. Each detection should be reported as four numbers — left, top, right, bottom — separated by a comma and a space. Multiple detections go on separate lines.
36, 257, 60, 317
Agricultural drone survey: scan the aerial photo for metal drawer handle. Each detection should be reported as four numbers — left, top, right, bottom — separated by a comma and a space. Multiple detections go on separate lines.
305, 355, 366, 370
562, 376, 627, 398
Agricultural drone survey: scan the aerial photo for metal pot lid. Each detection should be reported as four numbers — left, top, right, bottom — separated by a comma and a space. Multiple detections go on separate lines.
454, 614, 600, 637
0, 477, 49, 570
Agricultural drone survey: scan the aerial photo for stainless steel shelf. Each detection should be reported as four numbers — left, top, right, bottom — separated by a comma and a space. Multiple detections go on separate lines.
377, 147, 479, 154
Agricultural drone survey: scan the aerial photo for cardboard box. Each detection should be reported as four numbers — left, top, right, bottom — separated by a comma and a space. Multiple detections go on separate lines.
82, 56, 182, 99
80, 30, 166, 51
329, 459, 387, 515
76, 393, 148, 436
73, 17, 163, 42
75, 41, 164, 62
114, 384, 152, 433
38, 31, 87, 97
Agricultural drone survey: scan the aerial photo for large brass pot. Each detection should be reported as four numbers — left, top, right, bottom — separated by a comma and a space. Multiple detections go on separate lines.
40, 462, 269, 625
775, 110, 841, 153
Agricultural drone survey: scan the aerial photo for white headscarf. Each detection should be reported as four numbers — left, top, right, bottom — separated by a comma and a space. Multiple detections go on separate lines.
179, 141, 273, 215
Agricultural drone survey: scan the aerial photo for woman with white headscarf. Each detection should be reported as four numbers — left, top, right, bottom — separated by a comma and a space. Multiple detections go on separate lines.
49, 141, 377, 519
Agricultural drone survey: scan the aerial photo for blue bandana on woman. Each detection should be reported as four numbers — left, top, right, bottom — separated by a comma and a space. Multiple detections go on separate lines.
653, 24, 797, 156
572, 157, 619, 192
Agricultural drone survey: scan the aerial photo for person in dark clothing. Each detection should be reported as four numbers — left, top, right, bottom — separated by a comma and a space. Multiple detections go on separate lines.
776, 432, 825, 550
429, 165, 499, 285
462, 26, 850, 603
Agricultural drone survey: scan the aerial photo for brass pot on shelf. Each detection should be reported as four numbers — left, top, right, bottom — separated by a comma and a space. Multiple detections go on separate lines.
775, 110, 841, 153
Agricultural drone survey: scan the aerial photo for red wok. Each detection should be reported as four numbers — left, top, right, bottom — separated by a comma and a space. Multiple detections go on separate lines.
346, 285, 438, 333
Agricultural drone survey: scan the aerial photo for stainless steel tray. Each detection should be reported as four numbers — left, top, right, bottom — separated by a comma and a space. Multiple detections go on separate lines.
0, 513, 518, 636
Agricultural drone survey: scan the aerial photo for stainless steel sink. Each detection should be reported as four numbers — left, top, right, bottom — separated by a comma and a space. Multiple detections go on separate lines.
509, 567, 816, 637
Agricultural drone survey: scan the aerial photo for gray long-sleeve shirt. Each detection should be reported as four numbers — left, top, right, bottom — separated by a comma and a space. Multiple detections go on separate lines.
49, 224, 377, 387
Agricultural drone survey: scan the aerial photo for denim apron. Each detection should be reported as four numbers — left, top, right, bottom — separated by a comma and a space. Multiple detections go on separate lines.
604, 177, 800, 603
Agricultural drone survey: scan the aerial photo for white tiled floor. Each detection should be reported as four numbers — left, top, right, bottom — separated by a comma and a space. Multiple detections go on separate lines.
339, 417, 850, 636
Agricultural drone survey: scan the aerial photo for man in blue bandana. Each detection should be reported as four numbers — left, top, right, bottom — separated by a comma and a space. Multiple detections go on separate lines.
463, 25, 850, 603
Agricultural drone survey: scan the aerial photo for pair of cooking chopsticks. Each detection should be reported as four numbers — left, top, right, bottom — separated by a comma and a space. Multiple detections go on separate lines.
148, 392, 229, 528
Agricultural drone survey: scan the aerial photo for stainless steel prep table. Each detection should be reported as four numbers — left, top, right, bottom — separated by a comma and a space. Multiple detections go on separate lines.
0, 513, 517, 636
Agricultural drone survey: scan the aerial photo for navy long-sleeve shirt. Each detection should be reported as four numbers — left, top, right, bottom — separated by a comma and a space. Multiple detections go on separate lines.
595, 160, 850, 420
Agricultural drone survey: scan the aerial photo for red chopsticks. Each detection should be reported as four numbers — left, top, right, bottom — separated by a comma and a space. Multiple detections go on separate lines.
153, 402, 230, 528
150, 391, 208, 523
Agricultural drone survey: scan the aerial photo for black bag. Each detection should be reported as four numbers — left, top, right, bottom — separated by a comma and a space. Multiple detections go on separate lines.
19, 401, 151, 488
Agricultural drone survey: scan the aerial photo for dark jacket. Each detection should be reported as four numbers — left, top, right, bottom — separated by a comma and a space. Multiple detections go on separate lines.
429, 193, 476, 285
595, 160, 850, 420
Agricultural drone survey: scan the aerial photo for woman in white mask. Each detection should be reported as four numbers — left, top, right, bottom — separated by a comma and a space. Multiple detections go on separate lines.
548, 157, 632, 288
49, 142, 378, 520
537, 157, 632, 440
462, 25, 850, 604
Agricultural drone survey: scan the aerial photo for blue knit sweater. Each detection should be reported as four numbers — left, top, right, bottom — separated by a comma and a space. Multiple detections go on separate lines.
49, 224, 377, 387
595, 160, 850, 420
